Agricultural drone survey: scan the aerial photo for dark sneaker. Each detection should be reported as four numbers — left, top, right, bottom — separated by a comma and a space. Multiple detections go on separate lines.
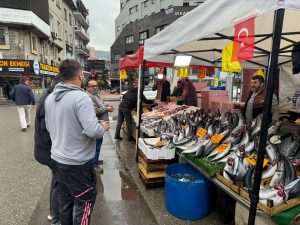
21, 128, 26, 132
94, 166, 103, 173
27, 124, 30, 128
98, 159, 104, 164
114, 136, 123, 141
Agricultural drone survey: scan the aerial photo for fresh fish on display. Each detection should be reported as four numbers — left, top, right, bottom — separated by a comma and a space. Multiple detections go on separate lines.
223, 157, 235, 182
210, 142, 232, 162
262, 164, 277, 179
279, 152, 297, 185
250, 115, 262, 140
267, 121, 282, 136
279, 135, 300, 158
265, 143, 279, 165
195, 138, 211, 157
270, 162, 284, 188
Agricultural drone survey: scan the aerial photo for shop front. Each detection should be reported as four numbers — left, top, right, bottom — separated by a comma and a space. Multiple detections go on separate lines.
0, 59, 59, 100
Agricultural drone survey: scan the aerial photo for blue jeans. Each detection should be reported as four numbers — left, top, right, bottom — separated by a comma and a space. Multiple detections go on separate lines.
91, 138, 103, 167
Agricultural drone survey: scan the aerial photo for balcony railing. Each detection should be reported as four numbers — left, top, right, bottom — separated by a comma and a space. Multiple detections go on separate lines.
75, 26, 90, 42
75, 45, 89, 56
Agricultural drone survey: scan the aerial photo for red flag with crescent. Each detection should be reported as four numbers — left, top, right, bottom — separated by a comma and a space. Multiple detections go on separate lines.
232, 17, 255, 62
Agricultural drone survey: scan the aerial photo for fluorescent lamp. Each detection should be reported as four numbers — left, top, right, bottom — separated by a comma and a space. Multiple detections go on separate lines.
174, 55, 192, 67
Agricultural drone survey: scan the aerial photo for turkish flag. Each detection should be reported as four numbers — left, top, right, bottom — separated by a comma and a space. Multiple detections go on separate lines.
232, 17, 255, 61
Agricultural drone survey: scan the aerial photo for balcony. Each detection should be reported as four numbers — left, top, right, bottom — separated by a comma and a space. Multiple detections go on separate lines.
75, 26, 90, 42
75, 45, 89, 57
74, 11, 89, 28
64, 0, 77, 9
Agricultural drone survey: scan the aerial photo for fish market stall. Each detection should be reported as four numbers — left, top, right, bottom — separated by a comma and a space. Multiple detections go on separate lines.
141, 0, 300, 223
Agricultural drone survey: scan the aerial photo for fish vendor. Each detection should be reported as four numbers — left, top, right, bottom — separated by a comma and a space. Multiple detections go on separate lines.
115, 79, 153, 141
234, 74, 279, 123
153, 72, 171, 103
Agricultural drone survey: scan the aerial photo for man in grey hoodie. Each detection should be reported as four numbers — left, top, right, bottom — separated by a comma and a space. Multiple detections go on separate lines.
45, 59, 109, 225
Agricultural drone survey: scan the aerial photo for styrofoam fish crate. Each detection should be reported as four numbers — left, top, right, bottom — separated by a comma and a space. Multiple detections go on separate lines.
138, 138, 175, 160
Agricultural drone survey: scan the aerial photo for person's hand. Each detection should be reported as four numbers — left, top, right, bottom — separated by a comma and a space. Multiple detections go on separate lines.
101, 121, 110, 131
106, 106, 114, 112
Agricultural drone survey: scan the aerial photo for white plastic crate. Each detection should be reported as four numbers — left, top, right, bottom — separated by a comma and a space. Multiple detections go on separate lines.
138, 138, 175, 160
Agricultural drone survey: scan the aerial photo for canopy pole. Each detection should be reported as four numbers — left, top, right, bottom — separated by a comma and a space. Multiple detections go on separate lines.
135, 60, 146, 161
248, 8, 285, 225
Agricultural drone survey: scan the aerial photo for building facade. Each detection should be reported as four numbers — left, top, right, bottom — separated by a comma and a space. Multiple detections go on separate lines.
115, 0, 204, 38
0, 0, 90, 99
111, 4, 202, 84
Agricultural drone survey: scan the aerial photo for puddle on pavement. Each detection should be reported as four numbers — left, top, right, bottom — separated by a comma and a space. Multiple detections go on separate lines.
99, 170, 138, 201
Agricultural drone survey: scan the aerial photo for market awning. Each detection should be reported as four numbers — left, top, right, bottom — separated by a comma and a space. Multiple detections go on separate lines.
144, 0, 300, 69
119, 46, 174, 70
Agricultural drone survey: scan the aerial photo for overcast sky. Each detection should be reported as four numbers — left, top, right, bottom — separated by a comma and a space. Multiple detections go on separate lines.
84, 0, 120, 51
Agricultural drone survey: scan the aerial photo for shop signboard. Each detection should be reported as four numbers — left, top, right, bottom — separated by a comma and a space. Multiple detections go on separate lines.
0, 59, 35, 75
39, 63, 59, 76
0, 59, 59, 76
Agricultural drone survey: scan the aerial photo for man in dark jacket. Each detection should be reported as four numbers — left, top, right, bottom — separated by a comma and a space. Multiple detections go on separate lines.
115, 80, 153, 141
178, 78, 198, 107
153, 74, 171, 103
34, 79, 60, 225
10, 79, 35, 132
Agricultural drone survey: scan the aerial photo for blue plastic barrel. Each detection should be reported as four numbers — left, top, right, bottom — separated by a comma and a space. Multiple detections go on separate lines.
165, 163, 211, 220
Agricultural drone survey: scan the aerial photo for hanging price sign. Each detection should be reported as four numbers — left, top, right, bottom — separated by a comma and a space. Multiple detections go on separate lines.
215, 144, 228, 153
246, 153, 269, 168
196, 128, 207, 138
210, 134, 224, 144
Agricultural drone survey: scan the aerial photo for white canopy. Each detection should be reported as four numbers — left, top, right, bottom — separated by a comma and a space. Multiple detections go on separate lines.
144, 0, 300, 69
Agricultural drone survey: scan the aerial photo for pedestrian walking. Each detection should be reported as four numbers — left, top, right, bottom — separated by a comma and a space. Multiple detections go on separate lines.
86, 79, 114, 173
34, 77, 61, 225
10, 79, 35, 132
115, 79, 153, 141
45, 59, 109, 225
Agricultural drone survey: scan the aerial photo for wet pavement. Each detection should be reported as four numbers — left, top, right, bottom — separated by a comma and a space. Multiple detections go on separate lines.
109, 121, 222, 225
1, 105, 157, 225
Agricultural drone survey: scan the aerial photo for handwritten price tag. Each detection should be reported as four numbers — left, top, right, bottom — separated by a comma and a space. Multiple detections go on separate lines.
196, 128, 207, 138
246, 153, 269, 168
210, 134, 224, 144
154, 140, 164, 147
215, 144, 228, 153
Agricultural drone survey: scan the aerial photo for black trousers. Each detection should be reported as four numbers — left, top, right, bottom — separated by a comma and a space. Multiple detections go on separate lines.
115, 106, 132, 140
53, 160, 97, 225
49, 167, 60, 224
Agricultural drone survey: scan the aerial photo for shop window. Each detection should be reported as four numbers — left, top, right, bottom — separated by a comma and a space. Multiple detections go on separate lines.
69, 13, 72, 26
31, 33, 38, 54
183, 2, 189, 6
125, 35, 134, 44
0, 29, 5, 45
114, 53, 121, 61
139, 30, 148, 45
64, 8, 67, 21
129, 7, 134, 14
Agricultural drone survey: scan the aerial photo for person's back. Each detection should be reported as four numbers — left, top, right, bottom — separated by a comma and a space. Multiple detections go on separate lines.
45, 83, 104, 165
11, 83, 35, 105
186, 82, 198, 107
44, 59, 109, 225
120, 87, 138, 110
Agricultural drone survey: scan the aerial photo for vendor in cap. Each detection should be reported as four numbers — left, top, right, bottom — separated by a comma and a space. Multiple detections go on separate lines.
153, 72, 170, 103
234, 73, 279, 123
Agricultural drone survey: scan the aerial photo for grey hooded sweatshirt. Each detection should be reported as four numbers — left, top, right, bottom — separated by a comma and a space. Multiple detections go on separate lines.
45, 83, 105, 165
